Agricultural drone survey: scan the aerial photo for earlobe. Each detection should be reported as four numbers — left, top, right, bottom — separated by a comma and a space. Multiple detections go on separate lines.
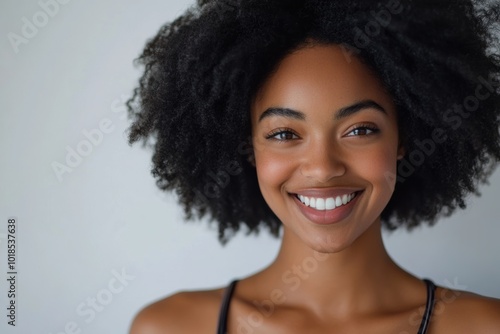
396, 134, 406, 160
247, 153, 256, 167
397, 146, 405, 160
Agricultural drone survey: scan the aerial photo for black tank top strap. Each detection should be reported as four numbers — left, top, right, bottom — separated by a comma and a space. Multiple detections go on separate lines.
417, 278, 437, 334
216, 278, 437, 334
216, 279, 239, 334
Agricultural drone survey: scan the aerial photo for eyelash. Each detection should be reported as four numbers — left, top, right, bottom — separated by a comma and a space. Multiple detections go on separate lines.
265, 124, 380, 141
265, 127, 299, 141
345, 123, 380, 137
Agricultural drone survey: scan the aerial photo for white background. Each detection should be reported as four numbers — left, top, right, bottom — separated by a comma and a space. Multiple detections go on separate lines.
1, 1, 499, 333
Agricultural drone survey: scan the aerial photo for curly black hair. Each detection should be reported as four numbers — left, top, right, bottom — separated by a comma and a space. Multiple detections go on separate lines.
127, 0, 500, 244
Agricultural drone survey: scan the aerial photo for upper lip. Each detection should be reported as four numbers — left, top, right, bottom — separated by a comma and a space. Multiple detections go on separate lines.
290, 188, 363, 198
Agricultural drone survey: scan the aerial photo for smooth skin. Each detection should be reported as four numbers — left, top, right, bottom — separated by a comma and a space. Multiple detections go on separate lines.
130, 44, 500, 334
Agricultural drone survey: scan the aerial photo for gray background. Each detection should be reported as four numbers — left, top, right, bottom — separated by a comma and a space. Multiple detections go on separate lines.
1, 1, 499, 333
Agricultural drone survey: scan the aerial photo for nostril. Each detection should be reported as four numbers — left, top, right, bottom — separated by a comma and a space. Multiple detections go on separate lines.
299, 158, 347, 181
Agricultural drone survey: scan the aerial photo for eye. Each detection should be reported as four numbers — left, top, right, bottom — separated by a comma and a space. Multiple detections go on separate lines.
345, 124, 380, 137
265, 128, 299, 141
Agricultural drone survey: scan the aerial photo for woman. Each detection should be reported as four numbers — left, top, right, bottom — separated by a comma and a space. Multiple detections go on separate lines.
127, 0, 500, 332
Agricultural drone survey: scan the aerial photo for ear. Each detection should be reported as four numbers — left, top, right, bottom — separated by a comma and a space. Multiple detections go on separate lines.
247, 153, 256, 167
396, 132, 406, 160
397, 144, 405, 160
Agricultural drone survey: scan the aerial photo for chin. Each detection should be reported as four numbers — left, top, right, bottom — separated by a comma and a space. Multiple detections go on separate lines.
305, 233, 359, 254
296, 214, 383, 254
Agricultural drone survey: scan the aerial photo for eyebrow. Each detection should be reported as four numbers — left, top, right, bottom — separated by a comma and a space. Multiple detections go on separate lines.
258, 99, 387, 122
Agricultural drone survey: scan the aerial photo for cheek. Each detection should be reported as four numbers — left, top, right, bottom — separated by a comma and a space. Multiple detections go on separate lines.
350, 144, 398, 198
254, 148, 296, 211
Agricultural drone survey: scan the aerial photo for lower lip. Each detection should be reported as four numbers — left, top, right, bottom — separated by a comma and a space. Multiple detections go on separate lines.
291, 192, 362, 225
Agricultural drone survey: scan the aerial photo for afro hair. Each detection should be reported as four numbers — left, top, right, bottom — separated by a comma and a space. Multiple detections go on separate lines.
127, 0, 500, 244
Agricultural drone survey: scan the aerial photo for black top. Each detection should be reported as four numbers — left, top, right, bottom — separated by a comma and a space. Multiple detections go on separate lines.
217, 279, 436, 334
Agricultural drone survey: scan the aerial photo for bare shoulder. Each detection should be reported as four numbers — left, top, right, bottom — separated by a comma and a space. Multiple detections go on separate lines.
129, 287, 225, 334
431, 286, 500, 333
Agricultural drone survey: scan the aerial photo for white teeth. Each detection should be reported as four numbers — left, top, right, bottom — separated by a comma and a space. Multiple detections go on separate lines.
325, 198, 336, 210
316, 198, 325, 210
296, 192, 357, 211
342, 194, 348, 205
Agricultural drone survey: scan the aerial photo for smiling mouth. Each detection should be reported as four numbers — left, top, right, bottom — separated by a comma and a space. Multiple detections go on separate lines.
293, 191, 360, 211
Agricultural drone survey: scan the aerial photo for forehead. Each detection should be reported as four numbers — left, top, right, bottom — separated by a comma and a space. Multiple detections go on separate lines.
251, 44, 396, 119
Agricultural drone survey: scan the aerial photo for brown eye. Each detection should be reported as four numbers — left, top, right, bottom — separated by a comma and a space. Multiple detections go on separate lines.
346, 125, 380, 137
276, 132, 297, 140
265, 128, 299, 141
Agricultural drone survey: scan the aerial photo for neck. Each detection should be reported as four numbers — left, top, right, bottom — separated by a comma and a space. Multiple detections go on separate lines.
257, 220, 414, 316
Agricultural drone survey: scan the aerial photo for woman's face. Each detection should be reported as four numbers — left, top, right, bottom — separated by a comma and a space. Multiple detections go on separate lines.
251, 44, 403, 253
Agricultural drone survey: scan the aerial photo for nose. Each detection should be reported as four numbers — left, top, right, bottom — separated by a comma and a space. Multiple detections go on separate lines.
299, 140, 346, 183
